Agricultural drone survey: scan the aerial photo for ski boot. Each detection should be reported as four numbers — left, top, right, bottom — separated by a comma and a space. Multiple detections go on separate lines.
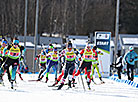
128, 77, 131, 80
38, 70, 44, 79
45, 77, 48, 83
99, 77, 105, 84
91, 77, 96, 84
52, 80, 59, 86
68, 80, 72, 89
0, 78, 4, 86
57, 83, 64, 90
101, 81, 105, 84
87, 82, 91, 90
0, 75, 3, 84
37, 75, 44, 81
0, 80, 4, 86
131, 78, 134, 81
72, 78, 75, 87
55, 78, 57, 82
10, 80, 14, 89
66, 80, 72, 90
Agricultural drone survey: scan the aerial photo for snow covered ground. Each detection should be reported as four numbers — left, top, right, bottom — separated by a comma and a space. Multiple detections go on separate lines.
0, 74, 138, 102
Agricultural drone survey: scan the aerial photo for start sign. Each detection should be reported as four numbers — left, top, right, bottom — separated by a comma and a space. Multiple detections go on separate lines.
95, 31, 111, 77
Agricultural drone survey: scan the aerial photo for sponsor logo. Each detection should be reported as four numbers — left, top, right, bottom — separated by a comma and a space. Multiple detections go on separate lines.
96, 34, 110, 39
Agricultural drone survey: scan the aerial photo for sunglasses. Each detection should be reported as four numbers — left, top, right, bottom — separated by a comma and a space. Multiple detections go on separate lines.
14, 43, 19, 45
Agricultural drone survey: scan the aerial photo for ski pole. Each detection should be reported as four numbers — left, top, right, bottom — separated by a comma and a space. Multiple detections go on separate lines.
100, 56, 104, 74
41, 43, 45, 50
80, 74, 86, 92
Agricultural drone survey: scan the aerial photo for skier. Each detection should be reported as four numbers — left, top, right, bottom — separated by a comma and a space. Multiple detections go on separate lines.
122, 46, 138, 81
19, 55, 29, 73
0, 38, 25, 89
0, 39, 9, 84
74, 43, 93, 90
38, 47, 59, 83
44, 43, 55, 82
90, 46, 105, 84
35, 49, 47, 80
10, 39, 25, 82
57, 42, 79, 90
58, 54, 65, 73
111, 52, 123, 79
45, 43, 54, 64
51, 49, 80, 87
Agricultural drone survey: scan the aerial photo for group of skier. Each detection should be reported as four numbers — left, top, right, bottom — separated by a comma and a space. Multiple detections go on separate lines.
0, 37, 25, 89
0, 36, 137, 90
35, 40, 138, 90
35, 41, 105, 90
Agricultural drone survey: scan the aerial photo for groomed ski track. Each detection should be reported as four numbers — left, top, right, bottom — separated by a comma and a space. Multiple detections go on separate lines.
0, 74, 138, 102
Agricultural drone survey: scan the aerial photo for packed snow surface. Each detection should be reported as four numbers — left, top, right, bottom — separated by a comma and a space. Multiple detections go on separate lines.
0, 74, 138, 102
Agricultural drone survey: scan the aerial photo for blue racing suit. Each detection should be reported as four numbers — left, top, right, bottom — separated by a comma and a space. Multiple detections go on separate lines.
42, 52, 59, 79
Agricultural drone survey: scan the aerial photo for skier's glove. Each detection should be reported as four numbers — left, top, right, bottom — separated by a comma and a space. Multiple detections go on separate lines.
110, 65, 113, 67
61, 62, 64, 66
20, 56, 24, 61
0, 57, 3, 61
35, 57, 37, 60
123, 69, 126, 73
130, 59, 134, 62
78, 58, 81, 61
98, 51, 101, 54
